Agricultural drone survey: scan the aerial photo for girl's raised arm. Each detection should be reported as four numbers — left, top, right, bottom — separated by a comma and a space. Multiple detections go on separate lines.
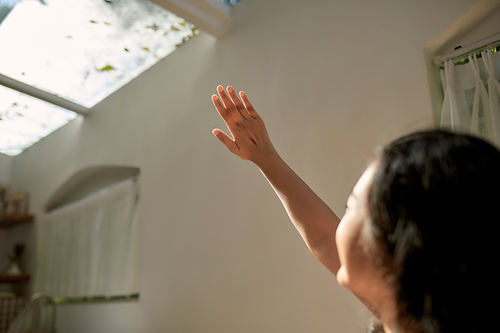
212, 85, 342, 276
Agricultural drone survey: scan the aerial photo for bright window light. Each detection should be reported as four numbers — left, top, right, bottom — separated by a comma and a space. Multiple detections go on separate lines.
0, 0, 197, 108
0, 84, 78, 156
0, 0, 197, 156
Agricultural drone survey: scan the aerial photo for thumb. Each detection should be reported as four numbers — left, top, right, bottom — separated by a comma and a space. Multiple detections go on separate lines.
212, 129, 239, 154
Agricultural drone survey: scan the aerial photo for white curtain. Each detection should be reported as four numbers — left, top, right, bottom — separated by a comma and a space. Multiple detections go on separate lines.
440, 59, 471, 132
440, 48, 500, 146
483, 49, 500, 145
34, 178, 140, 298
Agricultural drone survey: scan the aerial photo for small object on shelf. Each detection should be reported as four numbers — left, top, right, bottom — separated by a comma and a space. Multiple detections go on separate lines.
0, 245, 29, 281
5, 192, 29, 215
2, 244, 26, 280
1, 244, 30, 284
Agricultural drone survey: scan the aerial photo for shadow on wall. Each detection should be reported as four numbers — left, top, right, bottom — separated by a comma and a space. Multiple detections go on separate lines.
44, 165, 140, 212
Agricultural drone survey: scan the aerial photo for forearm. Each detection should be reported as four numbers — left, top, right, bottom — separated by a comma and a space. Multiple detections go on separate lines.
255, 149, 341, 275
211, 85, 341, 275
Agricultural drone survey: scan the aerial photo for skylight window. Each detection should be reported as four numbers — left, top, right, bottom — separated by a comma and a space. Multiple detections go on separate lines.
0, 84, 78, 156
0, 0, 197, 156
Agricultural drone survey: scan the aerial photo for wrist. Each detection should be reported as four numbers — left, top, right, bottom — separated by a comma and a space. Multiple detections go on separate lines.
253, 146, 282, 171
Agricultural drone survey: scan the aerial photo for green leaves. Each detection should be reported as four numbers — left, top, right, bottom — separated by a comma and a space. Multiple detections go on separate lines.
98, 65, 115, 72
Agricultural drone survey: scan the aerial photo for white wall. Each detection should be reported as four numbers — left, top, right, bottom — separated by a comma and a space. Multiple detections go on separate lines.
7, 0, 478, 332
0, 153, 12, 284
0, 154, 11, 184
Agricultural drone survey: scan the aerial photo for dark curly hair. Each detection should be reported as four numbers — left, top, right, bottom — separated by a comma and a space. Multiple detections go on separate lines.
368, 130, 500, 333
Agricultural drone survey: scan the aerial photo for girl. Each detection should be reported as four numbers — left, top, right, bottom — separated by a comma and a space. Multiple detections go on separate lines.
211, 85, 499, 333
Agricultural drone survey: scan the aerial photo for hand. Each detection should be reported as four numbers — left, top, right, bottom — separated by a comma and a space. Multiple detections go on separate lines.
212, 85, 276, 165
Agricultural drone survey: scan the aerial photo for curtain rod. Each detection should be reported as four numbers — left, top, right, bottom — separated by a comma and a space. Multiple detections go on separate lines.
434, 31, 500, 65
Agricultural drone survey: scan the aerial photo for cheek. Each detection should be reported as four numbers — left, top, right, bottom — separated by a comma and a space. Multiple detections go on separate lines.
335, 218, 352, 264
335, 220, 349, 285
335, 216, 363, 260
335, 217, 377, 288
335, 219, 345, 253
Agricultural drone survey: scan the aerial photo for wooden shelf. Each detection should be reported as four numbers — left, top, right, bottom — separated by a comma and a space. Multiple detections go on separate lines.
0, 214, 34, 229
0, 274, 30, 283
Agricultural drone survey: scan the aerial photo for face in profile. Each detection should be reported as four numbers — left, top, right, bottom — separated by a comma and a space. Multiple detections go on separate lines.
335, 163, 393, 312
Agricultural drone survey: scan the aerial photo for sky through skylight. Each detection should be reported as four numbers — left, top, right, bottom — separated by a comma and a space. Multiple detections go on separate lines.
0, 0, 197, 156
0, 85, 78, 156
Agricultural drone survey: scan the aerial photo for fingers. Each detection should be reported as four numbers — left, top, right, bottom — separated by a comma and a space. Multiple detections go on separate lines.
212, 94, 234, 123
216, 85, 245, 123
212, 129, 239, 154
212, 85, 260, 145
239, 91, 258, 119
227, 86, 247, 119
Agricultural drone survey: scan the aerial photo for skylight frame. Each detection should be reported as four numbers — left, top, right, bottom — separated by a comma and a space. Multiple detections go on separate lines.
0, 0, 198, 110
0, 0, 198, 156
